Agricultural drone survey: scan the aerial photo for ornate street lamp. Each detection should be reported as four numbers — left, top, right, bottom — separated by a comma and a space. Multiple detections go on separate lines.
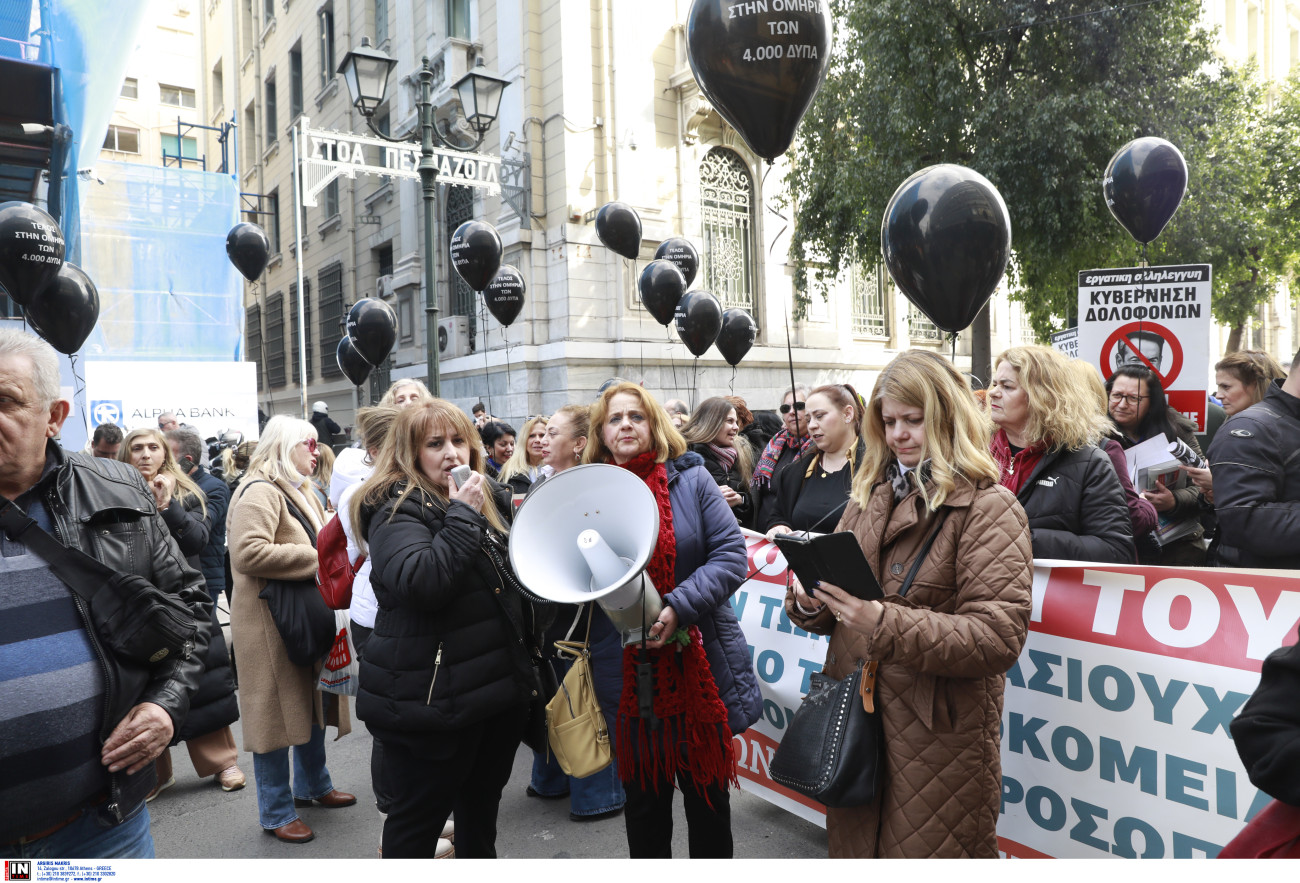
338, 38, 509, 396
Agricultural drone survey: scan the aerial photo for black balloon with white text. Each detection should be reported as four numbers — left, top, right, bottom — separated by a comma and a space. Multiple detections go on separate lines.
654, 238, 699, 288
674, 290, 723, 358
347, 297, 398, 366
450, 220, 503, 291
639, 259, 686, 326
484, 265, 526, 327
0, 201, 65, 305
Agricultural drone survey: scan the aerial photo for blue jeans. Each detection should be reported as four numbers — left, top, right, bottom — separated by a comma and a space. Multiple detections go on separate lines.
0, 804, 153, 860
252, 725, 333, 829
530, 749, 625, 816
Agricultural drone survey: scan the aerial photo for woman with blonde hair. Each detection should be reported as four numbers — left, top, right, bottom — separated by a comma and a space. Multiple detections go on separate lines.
379, 378, 433, 408
988, 346, 1133, 563
682, 396, 756, 526
581, 382, 761, 858
497, 415, 548, 496
1215, 349, 1287, 418
228, 416, 354, 843
119, 429, 244, 796
766, 384, 865, 538
353, 400, 543, 858
786, 350, 1033, 857
311, 443, 335, 512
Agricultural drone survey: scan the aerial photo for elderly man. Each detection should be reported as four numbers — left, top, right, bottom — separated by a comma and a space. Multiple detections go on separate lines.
91, 422, 123, 459
157, 412, 179, 433
663, 398, 690, 429
0, 330, 210, 859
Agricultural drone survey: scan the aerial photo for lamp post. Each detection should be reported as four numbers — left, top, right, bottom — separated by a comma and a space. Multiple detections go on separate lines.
338, 38, 508, 396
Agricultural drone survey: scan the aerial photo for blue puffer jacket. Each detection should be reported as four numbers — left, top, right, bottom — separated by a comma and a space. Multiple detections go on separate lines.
589, 452, 763, 737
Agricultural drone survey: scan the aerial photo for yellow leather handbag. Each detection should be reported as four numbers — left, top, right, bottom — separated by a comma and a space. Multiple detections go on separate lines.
545, 605, 612, 778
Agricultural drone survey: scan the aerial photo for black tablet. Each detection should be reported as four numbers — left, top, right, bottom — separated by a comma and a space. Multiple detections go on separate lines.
773, 531, 884, 601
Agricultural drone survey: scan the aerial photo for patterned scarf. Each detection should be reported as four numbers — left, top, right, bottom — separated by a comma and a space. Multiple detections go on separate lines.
752, 429, 815, 488
884, 459, 933, 502
707, 443, 737, 472
613, 452, 737, 798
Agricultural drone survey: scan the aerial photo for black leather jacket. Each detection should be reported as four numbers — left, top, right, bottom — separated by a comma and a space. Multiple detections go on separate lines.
38, 444, 211, 825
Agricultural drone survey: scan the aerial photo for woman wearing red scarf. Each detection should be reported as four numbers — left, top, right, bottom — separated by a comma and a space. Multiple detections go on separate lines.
583, 383, 763, 858
987, 346, 1134, 563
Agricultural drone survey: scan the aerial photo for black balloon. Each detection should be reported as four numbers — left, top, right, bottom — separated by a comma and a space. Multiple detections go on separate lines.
347, 297, 398, 366
24, 262, 99, 355
716, 308, 757, 366
654, 238, 699, 288
336, 337, 372, 386
881, 164, 1011, 334
1103, 137, 1188, 245
225, 222, 270, 281
0, 201, 64, 305
595, 202, 641, 260
450, 220, 503, 291
484, 265, 526, 327
674, 290, 723, 357
639, 260, 686, 326
686, 0, 832, 161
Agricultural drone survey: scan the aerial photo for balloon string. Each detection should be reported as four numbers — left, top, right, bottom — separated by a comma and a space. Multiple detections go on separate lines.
950, 332, 958, 363
761, 161, 789, 257
70, 352, 88, 437
479, 295, 493, 417
729, 364, 736, 394
692, 357, 700, 412
666, 325, 680, 399
504, 331, 512, 422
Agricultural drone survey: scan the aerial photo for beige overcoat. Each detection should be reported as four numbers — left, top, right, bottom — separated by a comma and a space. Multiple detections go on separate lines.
228, 476, 351, 754
786, 475, 1032, 859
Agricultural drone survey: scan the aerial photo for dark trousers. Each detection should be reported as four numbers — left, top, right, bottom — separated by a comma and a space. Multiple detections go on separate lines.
372, 705, 526, 858
622, 757, 733, 858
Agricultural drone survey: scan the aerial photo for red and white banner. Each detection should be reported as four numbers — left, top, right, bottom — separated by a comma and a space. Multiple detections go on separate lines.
731, 530, 1300, 856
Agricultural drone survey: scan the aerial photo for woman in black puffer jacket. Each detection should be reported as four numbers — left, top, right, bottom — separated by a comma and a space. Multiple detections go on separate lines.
353, 400, 547, 859
987, 347, 1135, 564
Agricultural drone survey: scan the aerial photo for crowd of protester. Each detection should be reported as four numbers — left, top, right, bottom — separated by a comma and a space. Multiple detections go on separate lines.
3, 323, 1299, 860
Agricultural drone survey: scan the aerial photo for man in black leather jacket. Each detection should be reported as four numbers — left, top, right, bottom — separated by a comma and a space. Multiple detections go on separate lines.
1208, 354, 1300, 570
0, 330, 210, 858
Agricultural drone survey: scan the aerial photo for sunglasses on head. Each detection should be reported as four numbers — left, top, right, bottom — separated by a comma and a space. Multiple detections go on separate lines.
779, 402, 806, 414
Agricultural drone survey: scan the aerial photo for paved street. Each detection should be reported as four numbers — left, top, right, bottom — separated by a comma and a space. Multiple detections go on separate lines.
148, 624, 827, 859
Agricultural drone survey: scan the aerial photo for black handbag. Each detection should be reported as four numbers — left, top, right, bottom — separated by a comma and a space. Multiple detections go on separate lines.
0, 495, 198, 665
244, 482, 335, 667
770, 508, 950, 807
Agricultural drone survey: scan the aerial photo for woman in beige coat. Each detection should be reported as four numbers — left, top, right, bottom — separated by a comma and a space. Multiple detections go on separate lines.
228, 416, 353, 844
786, 350, 1032, 858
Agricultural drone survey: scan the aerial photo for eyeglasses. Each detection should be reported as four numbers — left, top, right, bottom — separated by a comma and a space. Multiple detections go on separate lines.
779, 402, 806, 414
1108, 393, 1148, 407
302, 438, 319, 453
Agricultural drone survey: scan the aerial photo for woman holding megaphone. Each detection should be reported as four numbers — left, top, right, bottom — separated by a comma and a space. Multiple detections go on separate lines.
352, 400, 548, 858
582, 383, 762, 858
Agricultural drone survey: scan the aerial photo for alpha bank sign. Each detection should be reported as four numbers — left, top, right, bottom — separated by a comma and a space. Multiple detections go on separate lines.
297, 118, 501, 206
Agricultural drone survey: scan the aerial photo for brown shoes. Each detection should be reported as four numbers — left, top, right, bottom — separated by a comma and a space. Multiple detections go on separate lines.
293, 789, 357, 808
265, 819, 314, 843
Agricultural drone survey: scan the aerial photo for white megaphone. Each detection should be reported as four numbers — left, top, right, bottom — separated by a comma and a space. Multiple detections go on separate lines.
509, 463, 662, 646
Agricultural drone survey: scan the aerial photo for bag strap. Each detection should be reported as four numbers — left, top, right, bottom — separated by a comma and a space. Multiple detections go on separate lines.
243, 480, 318, 547
0, 493, 116, 605
897, 507, 950, 599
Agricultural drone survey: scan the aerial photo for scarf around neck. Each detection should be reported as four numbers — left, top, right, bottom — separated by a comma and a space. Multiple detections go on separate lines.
707, 443, 738, 472
612, 451, 737, 797
752, 429, 815, 488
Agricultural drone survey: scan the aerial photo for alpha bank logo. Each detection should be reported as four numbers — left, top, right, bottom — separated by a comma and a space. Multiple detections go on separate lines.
90, 400, 123, 426
5, 860, 31, 881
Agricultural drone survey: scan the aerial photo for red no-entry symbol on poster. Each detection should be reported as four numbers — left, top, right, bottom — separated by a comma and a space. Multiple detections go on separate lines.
1100, 321, 1183, 387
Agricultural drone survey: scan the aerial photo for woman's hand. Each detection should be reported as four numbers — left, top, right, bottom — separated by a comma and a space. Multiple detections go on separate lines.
791, 574, 824, 614
150, 474, 175, 510
1141, 479, 1176, 513
766, 524, 793, 541
449, 470, 486, 512
648, 604, 679, 648
718, 484, 742, 508
816, 581, 883, 636
1180, 465, 1214, 504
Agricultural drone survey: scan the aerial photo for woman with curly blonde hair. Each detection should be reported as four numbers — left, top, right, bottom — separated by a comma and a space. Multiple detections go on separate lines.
786, 350, 1032, 857
496, 415, 548, 496
988, 345, 1133, 563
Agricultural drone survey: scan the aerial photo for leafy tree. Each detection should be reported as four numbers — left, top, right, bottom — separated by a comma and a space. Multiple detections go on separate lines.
786, 0, 1295, 346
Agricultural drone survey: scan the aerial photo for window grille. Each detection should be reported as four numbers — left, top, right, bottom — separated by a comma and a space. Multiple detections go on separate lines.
318, 263, 345, 378
700, 147, 755, 310
851, 262, 889, 337
265, 291, 286, 387
907, 302, 942, 342
246, 304, 263, 391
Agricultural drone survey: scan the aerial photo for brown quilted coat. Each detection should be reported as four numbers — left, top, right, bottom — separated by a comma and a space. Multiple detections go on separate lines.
786, 475, 1032, 858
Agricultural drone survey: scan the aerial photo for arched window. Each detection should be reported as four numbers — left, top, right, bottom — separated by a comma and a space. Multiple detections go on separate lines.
700, 147, 756, 309
445, 184, 476, 347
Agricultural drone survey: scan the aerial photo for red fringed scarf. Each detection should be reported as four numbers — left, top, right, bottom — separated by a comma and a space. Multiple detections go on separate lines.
613, 452, 737, 798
